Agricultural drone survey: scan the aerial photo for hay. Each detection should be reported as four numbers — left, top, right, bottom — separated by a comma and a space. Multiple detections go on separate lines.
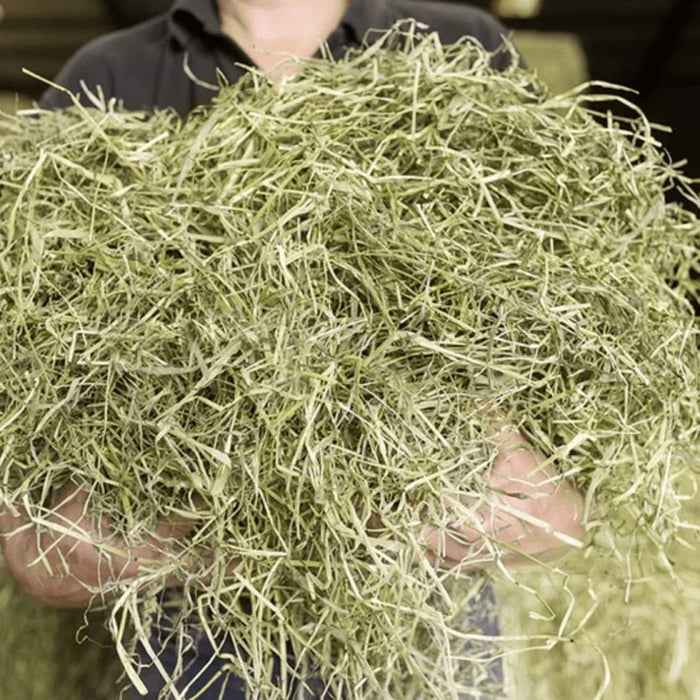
0, 559, 120, 700
1, 24, 698, 698
498, 488, 700, 700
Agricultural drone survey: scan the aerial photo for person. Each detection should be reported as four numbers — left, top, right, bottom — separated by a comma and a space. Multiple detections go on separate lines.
38, 0, 518, 114
1, 1, 586, 697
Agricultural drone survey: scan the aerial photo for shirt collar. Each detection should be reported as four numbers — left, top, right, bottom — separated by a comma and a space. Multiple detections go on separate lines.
166, 0, 400, 49
168, 0, 222, 47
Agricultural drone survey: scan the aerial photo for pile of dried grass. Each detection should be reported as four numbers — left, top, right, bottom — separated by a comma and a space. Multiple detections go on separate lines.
1, 25, 698, 698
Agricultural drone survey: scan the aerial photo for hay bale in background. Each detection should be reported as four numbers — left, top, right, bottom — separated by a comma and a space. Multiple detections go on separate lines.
0, 92, 32, 115
498, 491, 700, 700
513, 31, 589, 95
0, 561, 120, 700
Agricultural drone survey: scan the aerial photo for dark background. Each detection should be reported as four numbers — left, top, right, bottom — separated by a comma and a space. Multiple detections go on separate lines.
480, 0, 700, 181
0, 0, 698, 178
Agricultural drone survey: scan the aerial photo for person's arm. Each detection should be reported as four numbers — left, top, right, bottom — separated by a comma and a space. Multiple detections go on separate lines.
0, 486, 197, 608
419, 425, 585, 570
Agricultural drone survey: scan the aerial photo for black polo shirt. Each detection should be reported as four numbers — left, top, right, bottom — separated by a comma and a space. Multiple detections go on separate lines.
39, 0, 514, 116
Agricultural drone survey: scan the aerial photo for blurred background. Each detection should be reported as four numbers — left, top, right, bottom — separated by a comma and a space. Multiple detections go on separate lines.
0, 0, 697, 177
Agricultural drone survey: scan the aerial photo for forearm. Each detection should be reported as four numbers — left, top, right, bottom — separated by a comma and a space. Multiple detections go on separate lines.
1, 504, 98, 607
1, 488, 198, 608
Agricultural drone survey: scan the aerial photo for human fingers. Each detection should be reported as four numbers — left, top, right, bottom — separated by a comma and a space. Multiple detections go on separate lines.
40, 485, 202, 586
0, 500, 31, 545
103, 502, 240, 585
0, 494, 97, 607
416, 520, 495, 571
490, 426, 553, 494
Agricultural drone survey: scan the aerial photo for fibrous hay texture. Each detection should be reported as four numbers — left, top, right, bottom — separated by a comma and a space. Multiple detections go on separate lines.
1, 25, 698, 698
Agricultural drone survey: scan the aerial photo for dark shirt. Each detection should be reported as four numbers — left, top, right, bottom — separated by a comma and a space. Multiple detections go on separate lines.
39, 0, 515, 117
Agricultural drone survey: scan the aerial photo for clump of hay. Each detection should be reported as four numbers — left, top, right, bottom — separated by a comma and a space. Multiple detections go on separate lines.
1, 24, 698, 698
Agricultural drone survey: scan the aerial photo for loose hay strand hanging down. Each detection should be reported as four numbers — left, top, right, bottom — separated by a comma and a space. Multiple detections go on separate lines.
1, 24, 699, 698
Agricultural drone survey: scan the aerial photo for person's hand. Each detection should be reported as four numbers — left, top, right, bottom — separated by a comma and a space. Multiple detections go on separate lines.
418, 426, 585, 571
0, 485, 201, 608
